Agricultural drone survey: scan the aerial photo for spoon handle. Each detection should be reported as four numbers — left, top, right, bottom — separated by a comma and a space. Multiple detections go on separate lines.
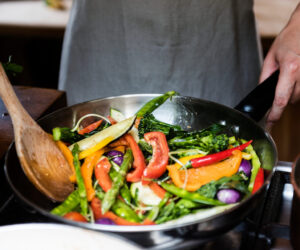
0, 64, 34, 126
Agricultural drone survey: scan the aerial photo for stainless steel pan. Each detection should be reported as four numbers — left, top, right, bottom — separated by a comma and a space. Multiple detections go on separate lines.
4, 72, 279, 249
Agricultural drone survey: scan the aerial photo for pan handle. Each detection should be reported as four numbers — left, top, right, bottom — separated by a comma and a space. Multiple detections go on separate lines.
234, 70, 279, 122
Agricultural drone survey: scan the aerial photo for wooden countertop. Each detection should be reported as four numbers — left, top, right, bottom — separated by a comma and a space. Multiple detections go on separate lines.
0, 86, 66, 159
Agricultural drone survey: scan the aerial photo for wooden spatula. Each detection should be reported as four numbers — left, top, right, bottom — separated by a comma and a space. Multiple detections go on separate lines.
0, 64, 73, 201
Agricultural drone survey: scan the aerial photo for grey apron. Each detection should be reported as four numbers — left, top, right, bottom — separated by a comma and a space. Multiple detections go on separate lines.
59, 0, 261, 107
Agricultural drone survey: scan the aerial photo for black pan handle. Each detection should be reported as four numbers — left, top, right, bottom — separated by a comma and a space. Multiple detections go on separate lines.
234, 70, 279, 122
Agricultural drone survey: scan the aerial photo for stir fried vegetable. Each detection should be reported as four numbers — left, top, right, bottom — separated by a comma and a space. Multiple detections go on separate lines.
50, 91, 266, 225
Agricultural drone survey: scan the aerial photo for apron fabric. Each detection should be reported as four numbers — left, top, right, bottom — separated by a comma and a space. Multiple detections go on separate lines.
59, 0, 261, 107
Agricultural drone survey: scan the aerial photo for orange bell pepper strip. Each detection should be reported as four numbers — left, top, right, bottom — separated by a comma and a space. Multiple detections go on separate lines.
142, 132, 169, 180
111, 146, 126, 154
95, 157, 113, 192
91, 197, 155, 225
63, 211, 87, 223
149, 182, 166, 199
78, 120, 103, 135
134, 117, 141, 128
168, 150, 243, 191
251, 167, 264, 194
81, 149, 105, 201
125, 134, 146, 182
55, 140, 76, 183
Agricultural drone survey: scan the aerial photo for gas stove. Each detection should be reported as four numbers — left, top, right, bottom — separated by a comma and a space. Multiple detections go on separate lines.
0, 160, 293, 250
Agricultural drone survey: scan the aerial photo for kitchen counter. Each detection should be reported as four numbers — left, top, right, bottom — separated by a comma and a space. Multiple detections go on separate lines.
0, 86, 66, 159
0, 0, 299, 37
0, 0, 71, 29
254, 0, 299, 37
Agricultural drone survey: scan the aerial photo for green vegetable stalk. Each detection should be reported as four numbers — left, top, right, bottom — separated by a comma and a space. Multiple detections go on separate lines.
72, 144, 88, 216
135, 91, 178, 118
101, 149, 133, 214
160, 182, 224, 206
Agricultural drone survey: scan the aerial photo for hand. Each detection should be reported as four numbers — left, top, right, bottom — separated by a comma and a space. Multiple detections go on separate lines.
260, 5, 300, 129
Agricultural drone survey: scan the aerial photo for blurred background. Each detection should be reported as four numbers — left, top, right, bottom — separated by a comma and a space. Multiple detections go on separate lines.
0, 0, 299, 162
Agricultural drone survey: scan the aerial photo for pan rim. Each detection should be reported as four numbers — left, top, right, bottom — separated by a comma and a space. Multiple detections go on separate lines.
4, 93, 278, 233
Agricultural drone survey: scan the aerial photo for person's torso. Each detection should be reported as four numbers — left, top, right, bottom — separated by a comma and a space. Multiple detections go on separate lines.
59, 0, 261, 107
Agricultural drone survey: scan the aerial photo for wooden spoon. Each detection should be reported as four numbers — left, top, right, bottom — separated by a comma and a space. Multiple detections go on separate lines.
0, 64, 73, 202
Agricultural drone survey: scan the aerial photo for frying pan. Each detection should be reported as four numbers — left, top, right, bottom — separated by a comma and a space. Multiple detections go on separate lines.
5, 72, 279, 249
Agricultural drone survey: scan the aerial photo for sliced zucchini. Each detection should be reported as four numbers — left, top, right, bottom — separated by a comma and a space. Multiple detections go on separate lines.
110, 108, 139, 142
69, 116, 136, 152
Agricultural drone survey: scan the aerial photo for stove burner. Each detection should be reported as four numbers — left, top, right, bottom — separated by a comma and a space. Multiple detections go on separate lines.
0, 161, 293, 249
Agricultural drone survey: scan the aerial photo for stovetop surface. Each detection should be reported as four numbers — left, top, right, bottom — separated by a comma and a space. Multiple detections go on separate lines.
0, 160, 294, 250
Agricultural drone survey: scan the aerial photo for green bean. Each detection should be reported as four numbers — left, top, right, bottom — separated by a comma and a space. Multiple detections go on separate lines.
51, 190, 80, 216
72, 144, 88, 216
160, 182, 224, 206
101, 149, 133, 214
135, 91, 178, 118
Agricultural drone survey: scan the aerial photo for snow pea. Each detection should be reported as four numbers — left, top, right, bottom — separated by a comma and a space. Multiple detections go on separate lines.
120, 183, 132, 205
51, 190, 80, 216
111, 200, 141, 223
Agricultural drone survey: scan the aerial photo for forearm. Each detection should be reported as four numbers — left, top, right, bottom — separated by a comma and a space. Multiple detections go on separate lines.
286, 3, 300, 27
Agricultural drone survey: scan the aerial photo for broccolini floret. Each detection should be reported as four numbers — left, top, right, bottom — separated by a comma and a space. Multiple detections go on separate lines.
168, 133, 229, 153
138, 114, 182, 138
52, 127, 85, 144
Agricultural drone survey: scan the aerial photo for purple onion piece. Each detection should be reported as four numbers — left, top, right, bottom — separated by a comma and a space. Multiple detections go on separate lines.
238, 159, 252, 177
105, 150, 124, 166
95, 218, 116, 225
217, 189, 241, 204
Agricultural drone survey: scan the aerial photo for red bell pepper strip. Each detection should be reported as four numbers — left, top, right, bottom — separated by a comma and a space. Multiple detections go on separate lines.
142, 132, 169, 180
78, 120, 103, 135
91, 197, 155, 225
251, 167, 264, 194
95, 157, 112, 192
189, 140, 253, 168
125, 134, 146, 182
